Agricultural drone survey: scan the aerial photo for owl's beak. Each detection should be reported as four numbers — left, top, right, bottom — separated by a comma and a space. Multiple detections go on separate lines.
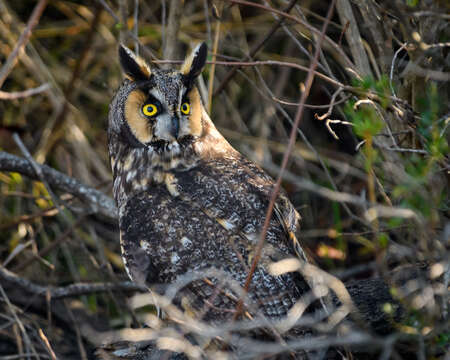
171, 115, 180, 139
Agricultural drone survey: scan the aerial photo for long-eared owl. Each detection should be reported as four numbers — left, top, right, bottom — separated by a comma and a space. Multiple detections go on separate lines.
108, 43, 311, 323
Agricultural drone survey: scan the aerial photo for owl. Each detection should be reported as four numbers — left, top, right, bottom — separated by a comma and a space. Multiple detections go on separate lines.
108, 43, 312, 324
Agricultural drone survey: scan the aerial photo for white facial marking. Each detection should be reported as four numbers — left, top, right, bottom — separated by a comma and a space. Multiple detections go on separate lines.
149, 88, 165, 102
181, 236, 192, 247
171, 252, 180, 264
126, 170, 137, 182
140, 240, 151, 252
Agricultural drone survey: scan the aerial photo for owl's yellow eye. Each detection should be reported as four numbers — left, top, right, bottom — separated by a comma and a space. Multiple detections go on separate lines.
180, 102, 190, 115
142, 103, 158, 117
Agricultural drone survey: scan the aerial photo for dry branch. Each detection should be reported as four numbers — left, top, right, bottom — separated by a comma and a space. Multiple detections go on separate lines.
0, 151, 117, 221
0, 1, 447, 358
213, 0, 299, 96
0, 0, 48, 87
233, 0, 338, 321
335, 0, 372, 77
221, 0, 356, 74
0, 83, 49, 100
0, 266, 145, 299
162, 0, 183, 64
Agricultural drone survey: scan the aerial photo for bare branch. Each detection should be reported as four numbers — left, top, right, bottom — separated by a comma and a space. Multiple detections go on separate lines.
162, 0, 183, 64
234, 0, 337, 320
0, 0, 48, 87
0, 83, 49, 100
0, 266, 145, 299
0, 151, 117, 221
335, 0, 372, 77
213, 0, 299, 96
221, 0, 356, 75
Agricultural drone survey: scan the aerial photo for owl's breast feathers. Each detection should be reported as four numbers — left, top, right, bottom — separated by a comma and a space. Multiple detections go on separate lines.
118, 135, 310, 320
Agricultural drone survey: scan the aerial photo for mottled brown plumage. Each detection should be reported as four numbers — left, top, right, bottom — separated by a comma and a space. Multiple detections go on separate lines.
108, 43, 311, 323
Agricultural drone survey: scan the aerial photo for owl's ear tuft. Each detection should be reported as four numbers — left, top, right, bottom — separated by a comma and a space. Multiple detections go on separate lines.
119, 45, 151, 81
181, 42, 207, 81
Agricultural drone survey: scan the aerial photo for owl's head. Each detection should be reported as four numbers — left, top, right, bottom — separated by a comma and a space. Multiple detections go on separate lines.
108, 43, 208, 151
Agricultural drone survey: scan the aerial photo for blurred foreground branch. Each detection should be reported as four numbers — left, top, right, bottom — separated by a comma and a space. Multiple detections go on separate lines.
0, 83, 49, 99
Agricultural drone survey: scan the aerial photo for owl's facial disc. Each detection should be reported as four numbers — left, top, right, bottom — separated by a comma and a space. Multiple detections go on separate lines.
118, 42, 207, 149
124, 83, 203, 147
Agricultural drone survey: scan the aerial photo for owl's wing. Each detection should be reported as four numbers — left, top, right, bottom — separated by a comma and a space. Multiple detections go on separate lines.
119, 152, 311, 320
170, 153, 306, 265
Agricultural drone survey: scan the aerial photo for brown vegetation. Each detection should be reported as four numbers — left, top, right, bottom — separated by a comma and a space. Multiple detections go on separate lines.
0, 0, 448, 359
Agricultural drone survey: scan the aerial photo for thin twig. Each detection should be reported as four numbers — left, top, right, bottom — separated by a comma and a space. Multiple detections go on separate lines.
38, 329, 57, 360
133, 0, 139, 55
155, 59, 344, 88
0, 0, 48, 88
376, 145, 428, 154
203, 0, 211, 44
0, 284, 40, 358
13, 133, 73, 226
96, 0, 118, 22
315, 87, 344, 120
213, 0, 298, 96
95, 0, 157, 60
155, 58, 410, 111
0, 151, 117, 220
324, 119, 354, 140
13, 216, 87, 272
161, 0, 166, 46
390, 43, 408, 97
272, 93, 350, 109
162, 0, 183, 64
244, 61, 363, 222
0, 83, 49, 100
118, 0, 128, 43
234, 0, 337, 320
260, 160, 366, 206
207, 2, 223, 112
335, 0, 372, 77
64, 299, 88, 360
314, 88, 354, 139
0, 266, 146, 299
220, 0, 355, 73
34, 4, 103, 162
